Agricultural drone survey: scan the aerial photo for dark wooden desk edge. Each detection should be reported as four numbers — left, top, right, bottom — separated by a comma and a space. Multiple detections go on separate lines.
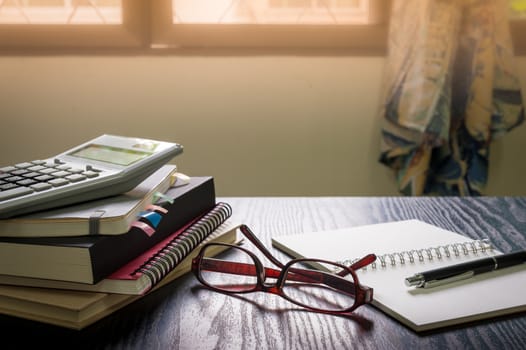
1, 196, 525, 350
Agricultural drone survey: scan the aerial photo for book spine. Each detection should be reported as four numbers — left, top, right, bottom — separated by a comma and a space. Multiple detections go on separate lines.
339, 239, 493, 270
135, 202, 232, 291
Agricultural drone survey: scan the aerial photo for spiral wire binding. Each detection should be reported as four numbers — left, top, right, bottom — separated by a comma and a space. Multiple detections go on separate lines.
135, 202, 233, 291
339, 238, 493, 270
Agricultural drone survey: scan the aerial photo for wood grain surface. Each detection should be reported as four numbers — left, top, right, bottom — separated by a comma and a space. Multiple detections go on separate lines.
2, 197, 526, 350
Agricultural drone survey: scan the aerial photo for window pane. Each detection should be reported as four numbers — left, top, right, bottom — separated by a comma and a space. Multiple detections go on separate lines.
0, 0, 122, 24
172, 0, 374, 24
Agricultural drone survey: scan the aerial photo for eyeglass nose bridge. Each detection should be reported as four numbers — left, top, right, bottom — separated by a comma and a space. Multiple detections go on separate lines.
260, 283, 282, 295
259, 260, 314, 294
256, 260, 287, 294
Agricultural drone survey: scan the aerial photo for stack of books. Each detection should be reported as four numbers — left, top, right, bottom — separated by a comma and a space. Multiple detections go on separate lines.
0, 164, 239, 330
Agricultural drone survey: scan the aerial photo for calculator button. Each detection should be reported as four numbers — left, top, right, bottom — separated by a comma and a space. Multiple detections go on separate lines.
28, 165, 46, 172
10, 169, 28, 176
0, 183, 18, 190
82, 170, 99, 178
48, 178, 69, 187
31, 160, 46, 165
55, 164, 71, 171
51, 171, 71, 178
86, 165, 103, 172
0, 186, 34, 201
16, 179, 37, 187
68, 168, 84, 174
30, 182, 53, 191
35, 174, 54, 182
0, 166, 16, 173
66, 174, 86, 182
22, 172, 41, 178
39, 167, 58, 174
14, 162, 34, 169
5, 176, 24, 182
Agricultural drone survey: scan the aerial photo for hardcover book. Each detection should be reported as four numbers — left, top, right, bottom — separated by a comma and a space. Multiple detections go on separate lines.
0, 176, 216, 284
0, 222, 239, 330
0, 209, 237, 295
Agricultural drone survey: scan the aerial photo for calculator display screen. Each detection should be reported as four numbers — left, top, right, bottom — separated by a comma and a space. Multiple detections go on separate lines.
69, 144, 150, 166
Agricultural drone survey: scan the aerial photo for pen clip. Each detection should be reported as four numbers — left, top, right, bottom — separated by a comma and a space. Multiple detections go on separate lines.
423, 271, 475, 288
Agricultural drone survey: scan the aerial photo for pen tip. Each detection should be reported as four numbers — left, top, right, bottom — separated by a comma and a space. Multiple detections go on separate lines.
405, 274, 424, 287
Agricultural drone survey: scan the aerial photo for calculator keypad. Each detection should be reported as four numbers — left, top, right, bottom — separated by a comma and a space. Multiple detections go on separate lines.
0, 160, 101, 202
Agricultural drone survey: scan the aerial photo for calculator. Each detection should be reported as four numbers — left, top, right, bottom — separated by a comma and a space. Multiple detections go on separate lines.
0, 134, 183, 218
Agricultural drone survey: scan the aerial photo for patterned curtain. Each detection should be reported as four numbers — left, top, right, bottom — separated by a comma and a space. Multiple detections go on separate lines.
379, 0, 525, 196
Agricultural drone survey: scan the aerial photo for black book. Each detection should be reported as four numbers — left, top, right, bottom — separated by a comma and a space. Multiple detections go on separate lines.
0, 176, 215, 284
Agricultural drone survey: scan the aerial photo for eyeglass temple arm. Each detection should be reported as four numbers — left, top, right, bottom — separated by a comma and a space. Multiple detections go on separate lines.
285, 267, 363, 296
239, 224, 375, 283
201, 258, 361, 295
200, 258, 260, 276
336, 254, 377, 277
238, 225, 376, 275
200, 258, 335, 284
239, 224, 286, 269
200, 258, 288, 279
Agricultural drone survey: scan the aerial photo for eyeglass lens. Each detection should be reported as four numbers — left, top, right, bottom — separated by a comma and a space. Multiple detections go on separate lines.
282, 260, 357, 312
199, 244, 258, 293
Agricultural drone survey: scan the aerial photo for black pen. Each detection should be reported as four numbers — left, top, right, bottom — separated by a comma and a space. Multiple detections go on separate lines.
405, 250, 526, 288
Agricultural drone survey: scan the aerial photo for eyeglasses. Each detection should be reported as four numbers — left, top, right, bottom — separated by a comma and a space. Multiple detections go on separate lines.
192, 224, 376, 315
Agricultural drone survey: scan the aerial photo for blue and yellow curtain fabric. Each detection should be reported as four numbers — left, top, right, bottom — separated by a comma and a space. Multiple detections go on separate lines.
379, 0, 525, 196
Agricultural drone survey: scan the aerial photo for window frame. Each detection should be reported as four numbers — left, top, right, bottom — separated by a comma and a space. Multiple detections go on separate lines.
150, 0, 388, 54
0, 0, 524, 56
0, 0, 148, 50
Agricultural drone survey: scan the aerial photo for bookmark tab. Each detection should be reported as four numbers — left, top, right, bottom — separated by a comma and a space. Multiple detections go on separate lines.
88, 210, 106, 235
145, 204, 168, 214
139, 211, 163, 228
153, 191, 174, 205
130, 221, 156, 237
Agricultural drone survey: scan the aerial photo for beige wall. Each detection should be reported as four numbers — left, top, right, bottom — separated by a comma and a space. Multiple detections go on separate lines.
1, 55, 525, 196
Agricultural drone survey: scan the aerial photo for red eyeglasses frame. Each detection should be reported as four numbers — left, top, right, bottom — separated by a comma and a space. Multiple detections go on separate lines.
192, 224, 376, 315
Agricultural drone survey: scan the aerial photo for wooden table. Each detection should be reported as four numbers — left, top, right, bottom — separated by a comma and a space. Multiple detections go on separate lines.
2, 197, 526, 349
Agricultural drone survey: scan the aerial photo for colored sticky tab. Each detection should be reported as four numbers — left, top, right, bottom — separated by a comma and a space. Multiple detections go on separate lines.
153, 191, 174, 205
131, 221, 156, 237
174, 172, 191, 185
139, 211, 163, 228
145, 204, 168, 214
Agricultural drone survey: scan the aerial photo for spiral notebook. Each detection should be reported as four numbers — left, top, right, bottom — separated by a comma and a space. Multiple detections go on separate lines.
0, 221, 241, 330
0, 222, 240, 330
272, 220, 526, 332
0, 202, 234, 295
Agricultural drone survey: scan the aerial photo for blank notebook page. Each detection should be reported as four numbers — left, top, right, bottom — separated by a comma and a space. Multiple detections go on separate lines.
271, 220, 526, 332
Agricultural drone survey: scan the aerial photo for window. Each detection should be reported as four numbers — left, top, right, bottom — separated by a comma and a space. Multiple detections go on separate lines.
171, 0, 378, 25
151, 0, 387, 51
0, 0, 122, 24
0, 0, 524, 54
0, 0, 147, 49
